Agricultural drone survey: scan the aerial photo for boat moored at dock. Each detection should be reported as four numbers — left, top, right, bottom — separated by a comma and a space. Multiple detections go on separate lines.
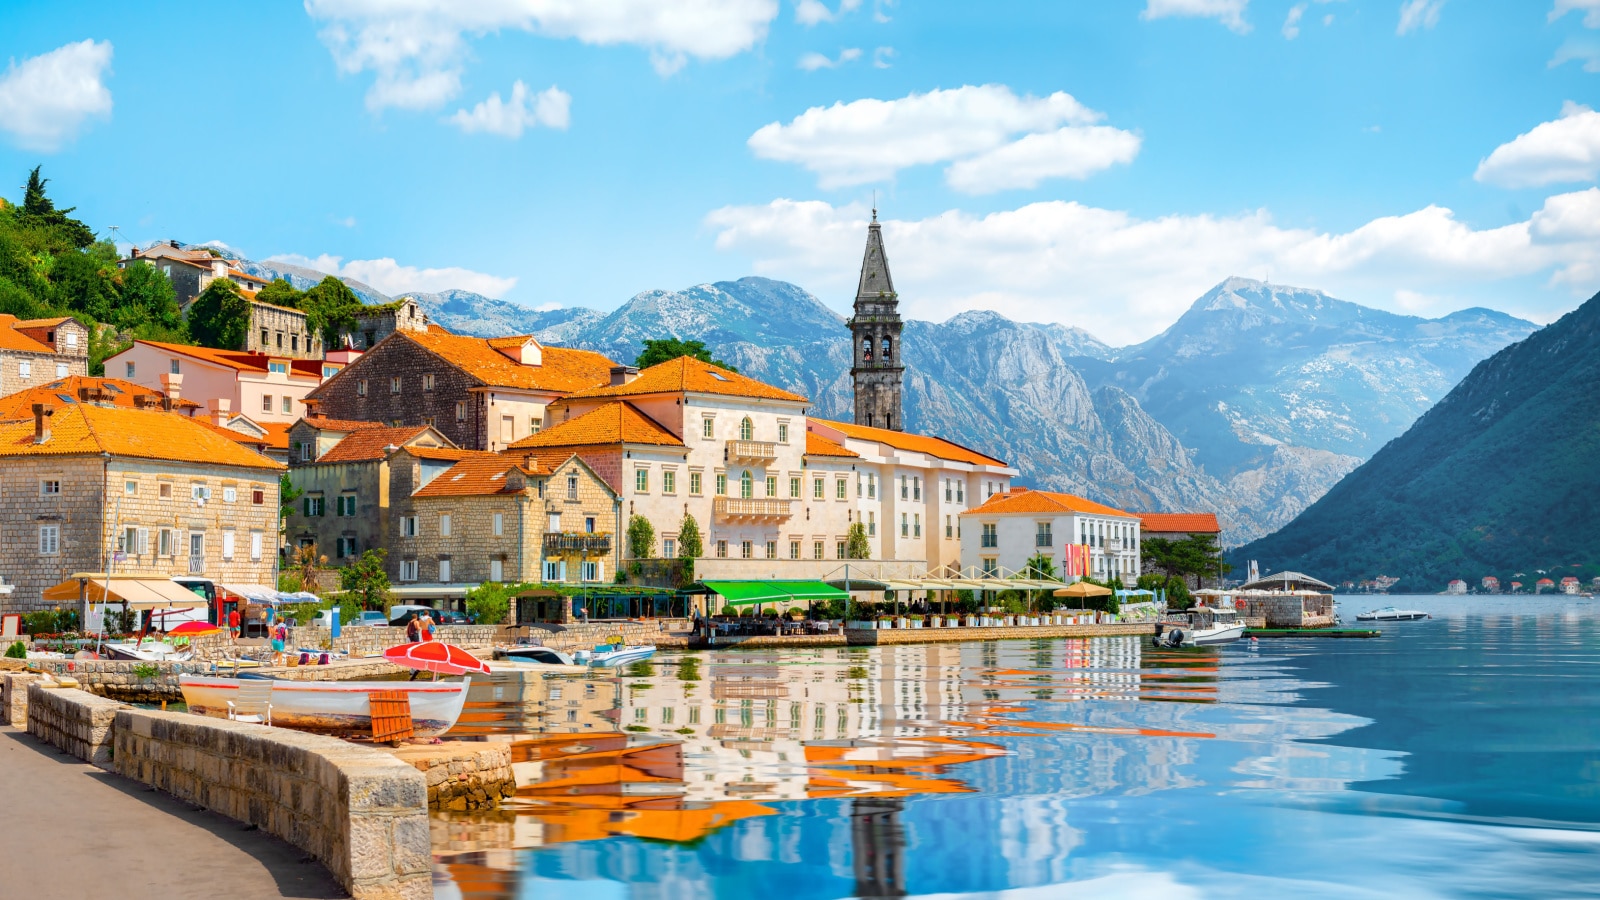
178, 674, 471, 738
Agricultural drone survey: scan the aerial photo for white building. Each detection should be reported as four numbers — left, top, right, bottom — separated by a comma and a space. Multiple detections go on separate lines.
959, 487, 1142, 581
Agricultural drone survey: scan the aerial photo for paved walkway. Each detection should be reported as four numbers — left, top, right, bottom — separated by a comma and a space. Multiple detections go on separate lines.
0, 727, 346, 899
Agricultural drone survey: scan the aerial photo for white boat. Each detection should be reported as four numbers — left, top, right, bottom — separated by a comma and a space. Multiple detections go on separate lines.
1356, 607, 1429, 621
105, 641, 193, 662
179, 675, 471, 738
573, 643, 656, 667
495, 646, 578, 666
1156, 606, 1247, 647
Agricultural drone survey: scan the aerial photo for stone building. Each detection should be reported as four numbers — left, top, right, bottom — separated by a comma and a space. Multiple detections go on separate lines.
0, 403, 282, 614
243, 301, 322, 360
1136, 513, 1221, 544
338, 297, 428, 350
849, 212, 905, 432
302, 325, 616, 452
285, 415, 381, 465
0, 315, 89, 397
119, 242, 269, 305
959, 487, 1142, 582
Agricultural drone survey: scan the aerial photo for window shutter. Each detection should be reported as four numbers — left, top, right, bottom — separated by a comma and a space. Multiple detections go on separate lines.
595, 561, 604, 582
558, 561, 567, 582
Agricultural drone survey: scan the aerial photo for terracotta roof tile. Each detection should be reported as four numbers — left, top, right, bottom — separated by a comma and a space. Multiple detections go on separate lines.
564, 356, 807, 403
317, 425, 435, 463
0, 404, 282, 470
0, 314, 57, 353
13, 316, 73, 328
508, 401, 683, 450
133, 340, 277, 375
0, 376, 199, 420
1137, 512, 1221, 534
805, 432, 859, 458
298, 416, 383, 433
960, 488, 1136, 519
401, 329, 617, 393
413, 455, 533, 498
400, 446, 485, 462
813, 418, 1006, 467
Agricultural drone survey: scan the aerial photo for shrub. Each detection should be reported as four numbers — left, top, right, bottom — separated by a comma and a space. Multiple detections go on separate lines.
131, 663, 159, 680
4, 641, 25, 659
720, 605, 737, 617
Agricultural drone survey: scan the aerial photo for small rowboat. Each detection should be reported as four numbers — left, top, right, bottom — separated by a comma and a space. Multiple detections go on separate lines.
178, 675, 471, 738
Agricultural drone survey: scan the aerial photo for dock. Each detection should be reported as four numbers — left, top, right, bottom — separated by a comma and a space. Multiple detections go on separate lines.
1249, 628, 1382, 638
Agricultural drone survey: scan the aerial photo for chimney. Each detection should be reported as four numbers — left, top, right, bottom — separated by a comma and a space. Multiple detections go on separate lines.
170, 239, 180, 249
32, 403, 52, 445
609, 365, 639, 386
212, 398, 231, 427
159, 372, 183, 411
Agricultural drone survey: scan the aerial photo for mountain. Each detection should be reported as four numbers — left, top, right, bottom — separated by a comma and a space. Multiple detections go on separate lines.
1233, 290, 1600, 591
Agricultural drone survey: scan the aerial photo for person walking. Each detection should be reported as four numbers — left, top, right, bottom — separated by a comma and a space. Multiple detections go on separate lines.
227, 607, 241, 644
417, 610, 436, 642
405, 615, 420, 643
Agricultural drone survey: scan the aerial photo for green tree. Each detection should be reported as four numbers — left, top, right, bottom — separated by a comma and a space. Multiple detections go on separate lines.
17, 167, 95, 250
255, 278, 305, 310
47, 243, 118, 321
466, 581, 530, 625
626, 514, 656, 559
301, 276, 365, 349
635, 338, 738, 372
339, 549, 392, 611
116, 261, 185, 335
678, 513, 703, 559
187, 278, 250, 349
846, 521, 871, 559
279, 473, 303, 525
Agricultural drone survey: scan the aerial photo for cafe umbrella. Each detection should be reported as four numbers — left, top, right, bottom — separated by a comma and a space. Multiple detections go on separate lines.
382, 642, 491, 679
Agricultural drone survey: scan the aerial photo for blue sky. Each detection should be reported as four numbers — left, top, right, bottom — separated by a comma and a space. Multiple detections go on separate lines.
3, 0, 1600, 343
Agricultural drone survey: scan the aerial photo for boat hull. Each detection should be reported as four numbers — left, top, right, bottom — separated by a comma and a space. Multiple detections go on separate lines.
105, 642, 192, 662
178, 675, 471, 738
1188, 623, 1247, 645
579, 645, 656, 667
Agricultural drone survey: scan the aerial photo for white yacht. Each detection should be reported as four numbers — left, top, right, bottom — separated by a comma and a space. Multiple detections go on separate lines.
1356, 607, 1429, 622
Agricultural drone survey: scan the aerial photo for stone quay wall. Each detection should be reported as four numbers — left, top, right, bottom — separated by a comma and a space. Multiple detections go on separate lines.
26, 684, 126, 769
113, 709, 431, 900
286, 624, 508, 656
389, 742, 515, 810
846, 622, 1156, 645
25, 658, 213, 702
538, 621, 691, 652
2, 672, 43, 726
702, 633, 848, 649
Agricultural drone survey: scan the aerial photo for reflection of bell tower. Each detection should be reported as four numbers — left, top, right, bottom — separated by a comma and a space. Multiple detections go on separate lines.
851, 797, 907, 897
849, 209, 905, 431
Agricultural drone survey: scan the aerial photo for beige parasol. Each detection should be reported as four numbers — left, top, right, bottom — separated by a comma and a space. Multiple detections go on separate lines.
1052, 581, 1113, 599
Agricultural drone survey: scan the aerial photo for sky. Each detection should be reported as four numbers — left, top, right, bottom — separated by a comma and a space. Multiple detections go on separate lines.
4, 0, 1600, 345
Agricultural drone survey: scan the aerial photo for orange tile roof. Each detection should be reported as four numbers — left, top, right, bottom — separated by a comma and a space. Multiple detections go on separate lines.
509, 401, 683, 450
0, 376, 199, 420
298, 416, 383, 433
413, 455, 536, 498
0, 314, 57, 353
14, 316, 73, 328
0, 404, 282, 470
193, 417, 276, 451
400, 446, 484, 462
960, 488, 1136, 519
564, 356, 808, 403
317, 425, 434, 463
813, 418, 1007, 467
805, 432, 859, 458
1138, 512, 1221, 534
401, 329, 617, 393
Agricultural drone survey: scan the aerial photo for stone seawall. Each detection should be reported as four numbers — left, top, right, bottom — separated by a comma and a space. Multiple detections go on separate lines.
286, 624, 509, 655
26, 659, 213, 702
703, 633, 848, 649
2, 672, 43, 726
26, 684, 127, 769
389, 742, 515, 810
845, 623, 1156, 645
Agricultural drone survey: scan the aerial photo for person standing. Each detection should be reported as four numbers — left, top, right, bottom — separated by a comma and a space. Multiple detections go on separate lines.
227, 607, 241, 644
405, 616, 420, 643
418, 610, 436, 642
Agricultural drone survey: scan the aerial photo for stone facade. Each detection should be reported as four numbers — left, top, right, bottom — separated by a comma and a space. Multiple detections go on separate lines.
2, 671, 42, 726
340, 297, 428, 350
27, 682, 125, 768
24, 658, 216, 702
849, 215, 905, 432
244, 301, 323, 359
308, 333, 491, 448
0, 317, 89, 397
389, 742, 515, 810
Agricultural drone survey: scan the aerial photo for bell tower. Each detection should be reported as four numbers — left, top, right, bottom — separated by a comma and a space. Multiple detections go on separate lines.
848, 210, 905, 431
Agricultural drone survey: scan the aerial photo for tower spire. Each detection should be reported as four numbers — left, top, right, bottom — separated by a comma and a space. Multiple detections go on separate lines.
848, 212, 904, 431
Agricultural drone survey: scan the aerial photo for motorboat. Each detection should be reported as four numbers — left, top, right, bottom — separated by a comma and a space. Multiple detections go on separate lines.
104, 641, 192, 662
1356, 607, 1429, 621
179, 674, 471, 738
1155, 606, 1247, 648
573, 642, 656, 667
494, 646, 577, 666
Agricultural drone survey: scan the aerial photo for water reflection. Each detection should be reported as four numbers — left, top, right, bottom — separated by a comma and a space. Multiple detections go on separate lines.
433, 599, 1600, 899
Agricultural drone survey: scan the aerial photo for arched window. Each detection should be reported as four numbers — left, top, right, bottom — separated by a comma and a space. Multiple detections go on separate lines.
739, 470, 753, 499
739, 417, 753, 441
881, 337, 893, 362
861, 338, 873, 361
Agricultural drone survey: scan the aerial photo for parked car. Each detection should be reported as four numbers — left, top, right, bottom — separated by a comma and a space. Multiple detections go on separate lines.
435, 609, 473, 625
356, 611, 389, 627
387, 605, 437, 627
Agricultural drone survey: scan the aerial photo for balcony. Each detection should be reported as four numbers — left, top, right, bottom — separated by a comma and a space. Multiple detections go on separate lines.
1035, 533, 1053, 548
725, 439, 778, 462
544, 532, 613, 555
188, 556, 205, 574
713, 497, 794, 520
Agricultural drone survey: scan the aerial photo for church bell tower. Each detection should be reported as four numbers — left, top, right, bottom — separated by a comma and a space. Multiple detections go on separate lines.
849, 210, 905, 431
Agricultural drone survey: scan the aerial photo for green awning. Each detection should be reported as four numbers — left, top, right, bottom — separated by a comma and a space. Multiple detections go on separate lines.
701, 580, 849, 607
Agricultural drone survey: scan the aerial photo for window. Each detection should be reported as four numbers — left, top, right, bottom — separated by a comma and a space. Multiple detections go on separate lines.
217, 530, 234, 560
357, 379, 368, 397
739, 470, 753, 499
789, 476, 801, 498
391, 376, 403, 395
913, 477, 921, 501
981, 523, 998, 548
544, 561, 562, 582
836, 541, 847, 559
982, 557, 998, 578
946, 515, 953, 538
914, 514, 921, 538
900, 475, 908, 499
501, 416, 514, 443
663, 537, 676, 558
1036, 522, 1053, 547
836, 479, 847, 500
868, 512, 876, 536
548, 513, 561, 531
957, 482, 964, 502
702, 417, 715, 439
399, 559, 419, 581
455, 401, 466, 422
439, 559, 452, 582
250, 531, 263, 560
55, 363, 66, 378
121, 526, 139, 555
813, 477, 824, 499
298, 442, 312, 462
868, 473, 876, 499
251, 487, 264, 505
422, 373, 435, 391
490, 559, 504, 582
789, 540, 801, 559
765, 475, 777, 497
813, 541, 824, 560
291, 335, 299, 353
636, 468, 649, 492
158, 528, 174, 556
690, 472, 703, 495
716, 540, 728, 558
260, 327, 269, 346
282, 396, 292, 414
276, 332, 284, 349
40, 480, 60, 497
262, 394, 273, 413
322, 365, 338, 378
18, 360, 29, 379
901, 513, 908, 537
159, 482, 172, 499
715, 473, 727, 496
582, 561, 600, 582
567, 476, 578, 500
303, 496, 325, 517
778, 422, 789, 443
584, 516, 596, 533
663, 471, 676, 494
269, 362, 288, 374
440, 514, 452, 537
765, 540, 777, 559
169, 359, 180, 375
493, 513, 504, 536
945, 479, 952, 502
125, 362, 135, 378
38, 525, 59, 555
741, 540, 753, 559
336, 494, 355, 517
336, 537, 357, 559
401, 516, 418, 537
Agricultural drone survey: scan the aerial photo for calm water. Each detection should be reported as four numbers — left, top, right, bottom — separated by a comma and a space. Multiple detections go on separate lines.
432, 596, 1600, 899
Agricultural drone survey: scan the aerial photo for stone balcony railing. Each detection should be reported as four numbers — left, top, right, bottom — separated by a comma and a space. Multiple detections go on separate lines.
725, 439, 778, 461
544, 532, 613, 554
713, 497, 794, 520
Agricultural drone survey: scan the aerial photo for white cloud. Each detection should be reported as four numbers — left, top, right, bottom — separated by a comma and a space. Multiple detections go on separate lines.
1283, 4, 1306, 38
1140, 0, 1251, 34
1397, 0, 1445, 35
304, 0, 779, 110
944, 126, 1142, 193
872, 45, 895, 68
267, 252, 517, 298
1549, 38, 1600, 72
796, 0, 862, 26
1475, 102, 1600, 188
0, 40, 113, 151
747, 84, 1137, 191
704, 193, 1599, 344
332, 215, 358, 228
1551, 0, 1600, 28
534, 301, 563, 312
447, 81, 571, 137
798, 48, 862, 71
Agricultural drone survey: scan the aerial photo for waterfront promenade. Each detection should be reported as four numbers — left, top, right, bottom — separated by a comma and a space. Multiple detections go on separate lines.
0, 726, 343, 900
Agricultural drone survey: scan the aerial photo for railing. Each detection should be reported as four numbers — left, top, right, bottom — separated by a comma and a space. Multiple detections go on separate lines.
544, 532, 613, 554
188, 557, 205, 574
725, 439, 778, 461
713, 497, 794, 519
981, 536, 998, 548
1035, 533, 1053, 547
